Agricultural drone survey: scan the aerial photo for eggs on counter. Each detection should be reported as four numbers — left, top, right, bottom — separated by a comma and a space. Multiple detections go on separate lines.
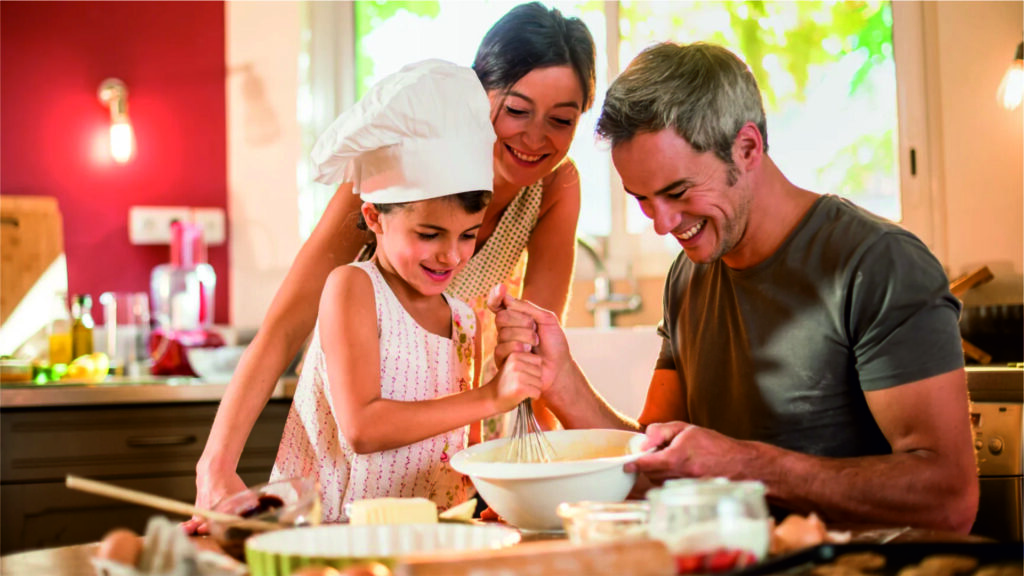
95, 528, 144, 568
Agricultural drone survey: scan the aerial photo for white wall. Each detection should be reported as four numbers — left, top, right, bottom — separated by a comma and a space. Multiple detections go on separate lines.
225, 1, 1024, 328
925, 1, 1023, 305
226, 2, 304, 327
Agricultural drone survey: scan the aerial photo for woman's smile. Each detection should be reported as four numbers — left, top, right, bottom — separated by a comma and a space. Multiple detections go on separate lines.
505, 143, 548, 165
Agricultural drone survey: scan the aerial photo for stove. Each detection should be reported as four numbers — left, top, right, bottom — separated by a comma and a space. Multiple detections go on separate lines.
968, 366, 1023, 542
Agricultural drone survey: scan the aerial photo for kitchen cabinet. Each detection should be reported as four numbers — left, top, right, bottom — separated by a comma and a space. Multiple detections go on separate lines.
0, 399, 290, 555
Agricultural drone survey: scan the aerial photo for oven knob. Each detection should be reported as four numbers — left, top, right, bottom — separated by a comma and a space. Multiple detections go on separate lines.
975, 440, 984, 452
988, 437, 1004, 455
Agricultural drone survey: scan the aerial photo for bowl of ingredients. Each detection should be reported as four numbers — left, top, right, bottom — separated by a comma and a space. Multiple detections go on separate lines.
245, 523, 520, 576
210, 477, 322, 560
557, 500, 651, 544
450, 428, 649, 531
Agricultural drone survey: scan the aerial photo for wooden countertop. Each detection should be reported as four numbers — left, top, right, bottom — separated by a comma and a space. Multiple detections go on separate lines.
0, 377, 298, 408
0, 527, 996, 576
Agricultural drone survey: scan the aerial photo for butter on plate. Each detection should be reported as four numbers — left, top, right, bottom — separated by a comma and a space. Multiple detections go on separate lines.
348, 497, 438, 525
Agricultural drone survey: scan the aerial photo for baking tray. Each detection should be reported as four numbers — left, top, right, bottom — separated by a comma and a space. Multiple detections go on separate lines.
737, 543, 1023, 575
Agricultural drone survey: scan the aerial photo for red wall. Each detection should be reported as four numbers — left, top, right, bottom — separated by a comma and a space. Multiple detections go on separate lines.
1, 1, 230, 324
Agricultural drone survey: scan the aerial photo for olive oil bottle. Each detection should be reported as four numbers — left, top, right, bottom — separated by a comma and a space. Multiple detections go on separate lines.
70, 294, 95, 360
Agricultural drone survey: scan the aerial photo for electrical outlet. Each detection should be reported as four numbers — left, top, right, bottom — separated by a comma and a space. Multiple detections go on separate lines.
192, 207, 226, 245
128, 206, 191, 245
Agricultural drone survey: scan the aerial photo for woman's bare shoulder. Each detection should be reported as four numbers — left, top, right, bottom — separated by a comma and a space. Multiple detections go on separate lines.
537, 159, 582, 216
542, 158, 581, 192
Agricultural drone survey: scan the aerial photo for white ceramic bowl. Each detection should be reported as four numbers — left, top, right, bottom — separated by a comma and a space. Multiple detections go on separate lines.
245, 523, 521, 576
185, 345, 246, 383
450, 428, 650, 531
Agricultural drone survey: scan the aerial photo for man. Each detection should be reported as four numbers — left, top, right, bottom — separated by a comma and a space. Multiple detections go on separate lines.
490, 42, 978, 532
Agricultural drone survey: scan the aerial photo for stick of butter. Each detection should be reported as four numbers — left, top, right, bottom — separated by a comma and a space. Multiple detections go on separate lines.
348, 497, 438, 525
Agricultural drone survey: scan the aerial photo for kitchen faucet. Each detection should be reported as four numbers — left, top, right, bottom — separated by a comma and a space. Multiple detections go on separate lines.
575, 235, 642, 328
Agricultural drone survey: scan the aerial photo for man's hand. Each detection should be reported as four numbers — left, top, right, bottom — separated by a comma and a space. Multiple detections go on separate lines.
487, 284, 572, 394
628, 421, 754, 485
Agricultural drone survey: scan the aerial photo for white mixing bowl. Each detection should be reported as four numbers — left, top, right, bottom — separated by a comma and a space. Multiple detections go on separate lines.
450, 428, 649, 531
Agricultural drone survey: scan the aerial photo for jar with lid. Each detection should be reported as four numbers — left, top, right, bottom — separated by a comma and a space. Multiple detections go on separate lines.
71, 294, 95, 359
48, 291, 73, 365
646, 478, 770, 573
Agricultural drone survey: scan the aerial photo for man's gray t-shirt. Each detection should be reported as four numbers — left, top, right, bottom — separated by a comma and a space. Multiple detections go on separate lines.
655, 195, 963, 458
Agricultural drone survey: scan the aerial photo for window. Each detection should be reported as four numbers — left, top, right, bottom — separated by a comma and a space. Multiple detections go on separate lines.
301, 1, 926, 276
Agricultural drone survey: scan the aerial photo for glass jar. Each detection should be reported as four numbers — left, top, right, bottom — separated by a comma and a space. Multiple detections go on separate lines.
646, 478, 770, 573
557, 500, 650, 544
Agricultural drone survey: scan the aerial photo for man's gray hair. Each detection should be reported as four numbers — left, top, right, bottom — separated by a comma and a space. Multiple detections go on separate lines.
596, 42, 768, 166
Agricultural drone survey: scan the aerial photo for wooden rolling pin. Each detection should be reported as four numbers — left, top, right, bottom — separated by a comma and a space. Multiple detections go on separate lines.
396, 538, 675, 576
65, 475, 280, 532
949, 265, 995, 365
950, 266, 994, 298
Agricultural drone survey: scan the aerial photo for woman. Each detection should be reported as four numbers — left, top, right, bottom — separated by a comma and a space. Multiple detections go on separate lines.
186, 1, 596, 533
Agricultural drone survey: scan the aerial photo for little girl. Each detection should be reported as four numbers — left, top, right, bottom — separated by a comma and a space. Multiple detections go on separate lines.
270, 60, 544, 521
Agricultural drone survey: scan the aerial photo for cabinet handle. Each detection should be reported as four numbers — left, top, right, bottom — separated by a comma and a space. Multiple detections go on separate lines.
126, 434, 197, 447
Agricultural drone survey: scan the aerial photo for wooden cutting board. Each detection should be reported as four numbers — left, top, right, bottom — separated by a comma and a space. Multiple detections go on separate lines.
397, 538, 676, 576
0, 195, 65, 326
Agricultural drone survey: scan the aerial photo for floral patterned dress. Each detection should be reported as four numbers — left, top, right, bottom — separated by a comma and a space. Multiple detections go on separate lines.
270, 260, 476, 522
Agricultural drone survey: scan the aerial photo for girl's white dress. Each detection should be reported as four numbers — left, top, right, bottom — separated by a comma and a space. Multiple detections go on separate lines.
270, 260, 477, 522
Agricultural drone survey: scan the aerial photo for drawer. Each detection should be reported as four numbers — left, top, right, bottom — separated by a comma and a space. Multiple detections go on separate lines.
0, 470, 271, 554
1, 400, 290, 483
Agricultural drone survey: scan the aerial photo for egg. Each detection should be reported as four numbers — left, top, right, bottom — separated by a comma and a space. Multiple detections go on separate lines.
95, 528, 142, 567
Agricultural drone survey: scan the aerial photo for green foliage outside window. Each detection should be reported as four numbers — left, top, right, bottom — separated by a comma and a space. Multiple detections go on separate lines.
352, 0, 901, 227
354, 1, 441, 98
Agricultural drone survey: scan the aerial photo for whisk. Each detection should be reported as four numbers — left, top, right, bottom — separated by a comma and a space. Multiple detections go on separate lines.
505, 398, 557, 463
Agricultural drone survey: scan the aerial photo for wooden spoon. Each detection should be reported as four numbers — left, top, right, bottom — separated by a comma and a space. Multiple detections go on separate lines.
65, 475, 281, 532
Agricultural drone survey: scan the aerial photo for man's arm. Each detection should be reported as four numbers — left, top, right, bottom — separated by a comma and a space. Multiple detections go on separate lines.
488, 291, 639, 432
637, 369, 688, 428
636, 368, 979, 532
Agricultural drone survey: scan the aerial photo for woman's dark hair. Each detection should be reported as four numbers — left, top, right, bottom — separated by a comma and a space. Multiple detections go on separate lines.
473, 2, 596, 112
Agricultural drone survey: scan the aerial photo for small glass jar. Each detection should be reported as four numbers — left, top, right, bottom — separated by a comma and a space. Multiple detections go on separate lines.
646, 478, 770, 573
557, 500, 650, 544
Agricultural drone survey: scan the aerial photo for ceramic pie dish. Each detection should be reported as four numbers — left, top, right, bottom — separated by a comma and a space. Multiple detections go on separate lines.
245, 523, 521, 576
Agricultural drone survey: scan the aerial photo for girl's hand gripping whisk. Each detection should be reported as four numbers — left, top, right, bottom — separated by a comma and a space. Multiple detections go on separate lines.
487, 285, 557, 463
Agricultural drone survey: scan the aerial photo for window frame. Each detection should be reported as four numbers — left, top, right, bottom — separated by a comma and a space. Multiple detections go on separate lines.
302, 1, 936, 278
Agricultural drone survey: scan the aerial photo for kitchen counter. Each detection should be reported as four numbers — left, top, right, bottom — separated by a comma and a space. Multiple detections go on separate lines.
0, 382, 293, 554
1, 365, 1014, 409
0, 527, 997, 576
0, 376, 298, 408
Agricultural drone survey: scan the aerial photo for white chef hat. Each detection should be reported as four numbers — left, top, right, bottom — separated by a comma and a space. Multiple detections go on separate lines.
311, 59, 495, 204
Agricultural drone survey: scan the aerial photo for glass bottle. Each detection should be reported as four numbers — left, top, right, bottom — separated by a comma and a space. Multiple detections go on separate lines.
71, 294, 95, 359
48, 291, 73, 365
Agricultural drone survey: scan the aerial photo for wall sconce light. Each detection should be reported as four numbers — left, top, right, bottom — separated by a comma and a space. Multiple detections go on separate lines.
97, 77, 135, 163
996, 42, 1023, 111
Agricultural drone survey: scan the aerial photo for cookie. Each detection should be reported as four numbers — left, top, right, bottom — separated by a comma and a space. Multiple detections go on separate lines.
920, 555, 979, 574
811, 564, 869, 576
836, 552, 887, 571
973, 563, 1024, 576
